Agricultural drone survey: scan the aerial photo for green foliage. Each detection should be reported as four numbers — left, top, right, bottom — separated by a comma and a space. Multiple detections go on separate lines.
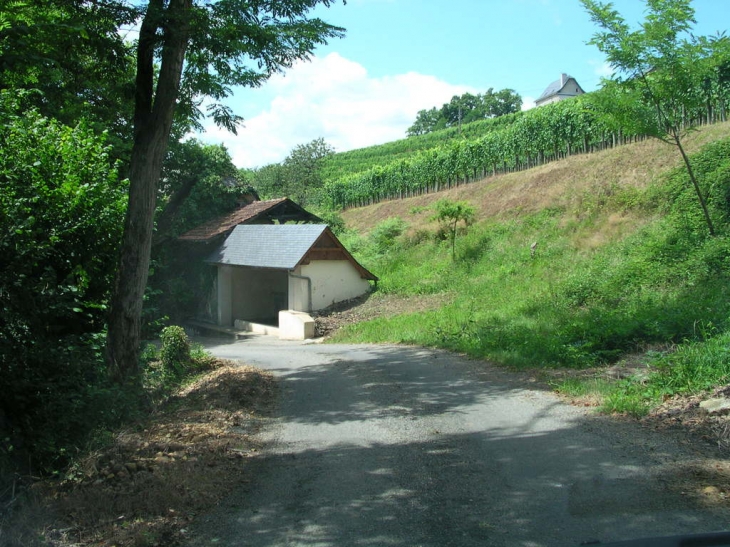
316, 209, 347, 235
283, 138, 336, 206
320, 110, 524, 184
146, 140, 245, 328
318, 6, 730, 212
430, 199, 476, 260
0, 94, 131, 476
159, 139, 245, 239
334, 135, 730, 393
0, 1, 137, 165
582, 0, 730, 235
407, 88, 522, 136
143, 331, 216, 399
159, 326, 191, 372
169, 4, 345, 135
250, 138, 335, 205
369, 217, 408, 255
324, 96, 648, 209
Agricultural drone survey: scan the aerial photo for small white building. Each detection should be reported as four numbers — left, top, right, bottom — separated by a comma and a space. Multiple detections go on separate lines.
535, 73, 585, 107
206, 224, 377, 328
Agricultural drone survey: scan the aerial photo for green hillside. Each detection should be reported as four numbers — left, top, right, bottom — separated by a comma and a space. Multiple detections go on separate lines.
331, 122, 730, 416
320, 111, 523, 182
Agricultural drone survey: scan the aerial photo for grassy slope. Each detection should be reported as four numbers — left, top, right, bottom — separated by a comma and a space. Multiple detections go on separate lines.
342, 124, 730, 235
334, 122, 730, 415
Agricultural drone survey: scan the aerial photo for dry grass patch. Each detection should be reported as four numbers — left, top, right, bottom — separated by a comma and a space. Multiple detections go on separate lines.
341, 123, 730, 234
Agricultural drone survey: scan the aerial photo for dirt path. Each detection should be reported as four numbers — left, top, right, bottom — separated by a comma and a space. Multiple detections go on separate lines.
185, 336, 730, 547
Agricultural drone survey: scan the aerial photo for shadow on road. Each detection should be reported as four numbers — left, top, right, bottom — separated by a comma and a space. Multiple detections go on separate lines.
187, 340, 729, 547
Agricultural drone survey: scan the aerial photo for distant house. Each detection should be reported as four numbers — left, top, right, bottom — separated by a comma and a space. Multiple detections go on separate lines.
535, 73, 585, 107
206, 224, 377, 328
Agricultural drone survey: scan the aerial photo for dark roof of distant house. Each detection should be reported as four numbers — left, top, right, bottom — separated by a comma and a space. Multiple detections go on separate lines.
177, 198, 321, 242
537, 73, 584, 102
206, 224, 377, 281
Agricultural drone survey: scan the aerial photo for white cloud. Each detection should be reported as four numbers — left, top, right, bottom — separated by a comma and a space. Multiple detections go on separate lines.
198, 53, 473, 168
590, 60, 614, 79
521, 97, 536, 111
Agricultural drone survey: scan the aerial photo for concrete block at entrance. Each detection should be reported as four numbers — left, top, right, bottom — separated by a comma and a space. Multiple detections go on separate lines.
279, 310, 315, 340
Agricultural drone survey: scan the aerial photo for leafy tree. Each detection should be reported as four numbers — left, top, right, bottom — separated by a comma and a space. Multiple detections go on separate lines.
155, 139, 245, 243
582, 0, 728, 236
431, 199, 476, 260
282, 137, 335, 205
106, 0, 345, 382
147, 140, 250, 326
248, 162, 288, 199
248, 138, 335, 205
0, 1, 137, 165
407, 89, 522, 137
406, 107, 442, 136
0, 93, 127, 470
489, 88, 524, 117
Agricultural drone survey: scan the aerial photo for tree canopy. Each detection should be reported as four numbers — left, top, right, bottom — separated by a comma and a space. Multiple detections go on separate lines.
582, 0, 730, 236
0, 92, 128, 469
407, 89, 522, 137
431, 199, 476, 260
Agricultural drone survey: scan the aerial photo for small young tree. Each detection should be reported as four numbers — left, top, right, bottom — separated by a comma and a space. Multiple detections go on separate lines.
431, 199, 476, 260
581, 0, 726, 236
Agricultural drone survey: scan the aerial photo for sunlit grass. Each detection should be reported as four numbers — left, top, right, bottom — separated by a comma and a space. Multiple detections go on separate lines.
335, 133, 730, 415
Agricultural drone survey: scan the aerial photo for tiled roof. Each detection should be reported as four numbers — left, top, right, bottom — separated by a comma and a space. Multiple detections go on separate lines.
177, 198, 289, 242
536, 73, 584, 103
537, 77, 565, 101
206, 224, 328, 269
205, 224, 378, 280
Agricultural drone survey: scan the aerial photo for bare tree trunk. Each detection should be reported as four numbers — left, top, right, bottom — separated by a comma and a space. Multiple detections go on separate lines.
106, 0, 192, 382
674, 133, 715, 237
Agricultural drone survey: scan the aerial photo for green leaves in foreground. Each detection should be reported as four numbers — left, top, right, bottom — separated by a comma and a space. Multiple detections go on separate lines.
0, 92, 128, 473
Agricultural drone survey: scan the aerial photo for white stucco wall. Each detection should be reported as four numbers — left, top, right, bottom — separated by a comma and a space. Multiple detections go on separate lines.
298, 260, 371, 311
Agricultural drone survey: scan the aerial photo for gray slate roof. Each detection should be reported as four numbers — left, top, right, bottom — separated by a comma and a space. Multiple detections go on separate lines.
537, 73, 584, 102
538, 78, 565, 101
206, 224, 328, 269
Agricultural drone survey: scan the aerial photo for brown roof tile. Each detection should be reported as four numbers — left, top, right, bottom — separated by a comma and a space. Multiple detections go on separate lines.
177, 198, 289, 242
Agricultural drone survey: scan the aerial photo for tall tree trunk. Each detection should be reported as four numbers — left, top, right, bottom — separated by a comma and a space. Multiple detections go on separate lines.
674, 133, 716, 237
106, 0, 192, 382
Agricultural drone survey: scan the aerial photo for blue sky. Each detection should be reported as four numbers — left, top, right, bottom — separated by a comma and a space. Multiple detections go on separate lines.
199, 0, 729, 169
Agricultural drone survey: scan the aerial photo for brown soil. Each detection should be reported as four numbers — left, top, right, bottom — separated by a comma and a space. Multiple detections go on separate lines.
312, 291, 452, 338
1, 362, 276, 547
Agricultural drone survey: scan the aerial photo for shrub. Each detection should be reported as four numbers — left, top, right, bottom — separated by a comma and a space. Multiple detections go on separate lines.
369, 217, 408, 254
316, 210, 347, 235
159, 326, 191, 373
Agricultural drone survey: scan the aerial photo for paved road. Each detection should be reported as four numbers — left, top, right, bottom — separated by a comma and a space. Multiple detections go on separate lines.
187, 335, 730, 547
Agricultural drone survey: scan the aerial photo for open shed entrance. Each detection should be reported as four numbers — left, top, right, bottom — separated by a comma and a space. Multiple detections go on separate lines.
218, 265, 288, 327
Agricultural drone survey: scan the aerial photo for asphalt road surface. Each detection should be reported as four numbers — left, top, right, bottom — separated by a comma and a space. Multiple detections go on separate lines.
187, 335, 730, 547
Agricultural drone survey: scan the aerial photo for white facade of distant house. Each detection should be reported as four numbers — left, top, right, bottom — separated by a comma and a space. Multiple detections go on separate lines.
535, 73, 585, 107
